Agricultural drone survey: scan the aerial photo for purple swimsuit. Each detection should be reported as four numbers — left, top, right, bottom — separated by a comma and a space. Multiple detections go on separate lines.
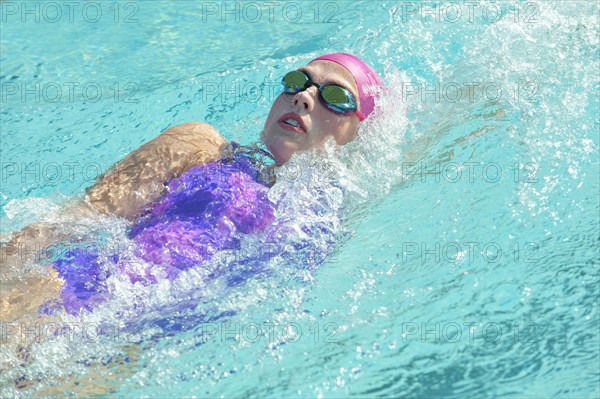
52, 143, 277, 314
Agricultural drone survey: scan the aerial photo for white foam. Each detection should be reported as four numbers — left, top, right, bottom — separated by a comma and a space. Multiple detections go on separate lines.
3, 197, 61, 221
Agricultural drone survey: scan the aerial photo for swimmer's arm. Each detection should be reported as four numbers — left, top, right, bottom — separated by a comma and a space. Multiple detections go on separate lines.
0, 123, 226, 271
85, 122, 228, 221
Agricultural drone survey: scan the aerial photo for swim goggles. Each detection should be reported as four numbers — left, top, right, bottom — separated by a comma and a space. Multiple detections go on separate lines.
281, 70, 358, 114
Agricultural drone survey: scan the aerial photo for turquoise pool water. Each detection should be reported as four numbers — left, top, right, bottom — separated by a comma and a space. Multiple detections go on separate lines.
1, 1, 599, 397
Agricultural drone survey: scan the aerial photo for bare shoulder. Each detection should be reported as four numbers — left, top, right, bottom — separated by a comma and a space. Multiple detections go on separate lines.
162, 122, 226, 150
156, 122, 229, 171
85, 122, 228, 220
159, 122, 228, 167
162, 121, 223, 139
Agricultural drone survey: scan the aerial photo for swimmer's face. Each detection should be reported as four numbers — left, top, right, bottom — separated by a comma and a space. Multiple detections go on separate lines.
260, 60, 361, 166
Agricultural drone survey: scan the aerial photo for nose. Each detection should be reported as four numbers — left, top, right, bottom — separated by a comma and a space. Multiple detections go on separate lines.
292, 86, 317, 113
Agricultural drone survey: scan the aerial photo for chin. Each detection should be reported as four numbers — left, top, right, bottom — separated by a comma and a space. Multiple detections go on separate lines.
272, 150, 290, 166
262, 136, 290, 166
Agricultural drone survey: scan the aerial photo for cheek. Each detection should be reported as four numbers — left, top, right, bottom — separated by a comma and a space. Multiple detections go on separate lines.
310, 109, 341, 137
328, 116, 360, 145
339, 126, 358, 145
265, 97, 283, 123
262, 97, 285, 139
320, 114, 350, 140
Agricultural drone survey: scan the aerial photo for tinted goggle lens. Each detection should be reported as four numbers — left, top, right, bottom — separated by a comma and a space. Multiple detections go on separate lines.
281, 71, 357, 113
282, 70, 309, 92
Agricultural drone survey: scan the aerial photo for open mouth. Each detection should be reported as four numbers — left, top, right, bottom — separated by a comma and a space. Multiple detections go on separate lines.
278, 113, 307, 134
283, 118, 302, 128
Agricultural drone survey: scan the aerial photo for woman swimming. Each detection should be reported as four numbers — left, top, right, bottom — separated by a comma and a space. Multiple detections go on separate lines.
1, 53, 384, 318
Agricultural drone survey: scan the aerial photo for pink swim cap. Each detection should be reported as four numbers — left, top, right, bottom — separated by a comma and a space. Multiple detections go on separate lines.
310, 52, 384, 120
